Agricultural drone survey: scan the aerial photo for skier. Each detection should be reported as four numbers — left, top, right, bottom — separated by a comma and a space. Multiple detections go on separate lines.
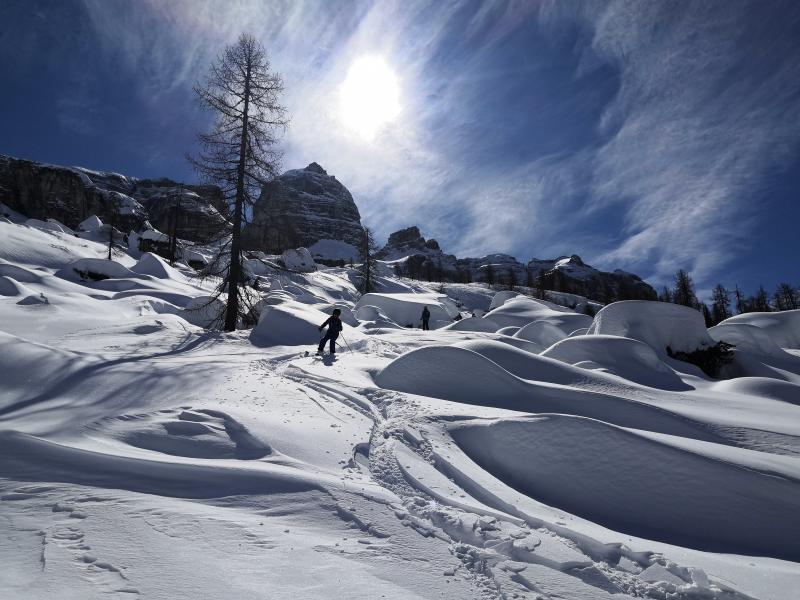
421, 306, 430, 331
317, 308, 343, 355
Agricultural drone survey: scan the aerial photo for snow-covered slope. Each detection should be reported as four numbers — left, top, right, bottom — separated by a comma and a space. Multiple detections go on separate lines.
1, 217, 799, 600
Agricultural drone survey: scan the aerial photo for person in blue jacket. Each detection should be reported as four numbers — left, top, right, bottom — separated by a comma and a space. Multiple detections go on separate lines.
318, 308, 343, 355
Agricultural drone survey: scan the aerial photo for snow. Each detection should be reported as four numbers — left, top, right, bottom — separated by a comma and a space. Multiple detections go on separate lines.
308, 238, 360, 262
541, 334, 688, 390
588, 300, 715, 355
0, 216, 799, 599
130, 252, 184, 280
354, 292, 458, 328
281, 247, 316, 272
78, 215, 104, 232
251, 299, 359, 347
441, 316, 502, 332
716, 310, 800, 349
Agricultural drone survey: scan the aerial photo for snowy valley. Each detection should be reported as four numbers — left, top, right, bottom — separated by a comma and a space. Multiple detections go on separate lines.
1, 210, 799, 600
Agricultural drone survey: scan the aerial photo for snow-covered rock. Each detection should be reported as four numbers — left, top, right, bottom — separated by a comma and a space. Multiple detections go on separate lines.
281, 248, 316, 273
78, 215, 104, 232
588, 300, 714, 356
715, 310, 800, 350
541, 334, 686, 390
354, 292, 458, 328
308, 239, 359, 263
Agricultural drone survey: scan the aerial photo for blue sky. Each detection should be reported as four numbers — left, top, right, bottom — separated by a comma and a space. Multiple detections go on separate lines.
1, 0, 799, 297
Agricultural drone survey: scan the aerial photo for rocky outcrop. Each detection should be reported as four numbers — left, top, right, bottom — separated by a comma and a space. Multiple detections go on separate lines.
0, 155, 229, 241
242, 162, 365, 254
380, 225, 657, 302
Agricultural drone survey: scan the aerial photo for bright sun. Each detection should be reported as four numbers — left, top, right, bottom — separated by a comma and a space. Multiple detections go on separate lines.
339, 56, 401, 140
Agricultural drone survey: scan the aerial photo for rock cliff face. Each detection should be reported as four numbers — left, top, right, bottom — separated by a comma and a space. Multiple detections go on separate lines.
0, 155, 228, 241
242, 162, 365, 254
379, 226, 657, 302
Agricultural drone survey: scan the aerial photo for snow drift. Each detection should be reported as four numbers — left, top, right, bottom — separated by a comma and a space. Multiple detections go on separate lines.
588, 300, 714, 355
541, 334, 689, 390
354, 292, 458, 328
450, 414, 800, 561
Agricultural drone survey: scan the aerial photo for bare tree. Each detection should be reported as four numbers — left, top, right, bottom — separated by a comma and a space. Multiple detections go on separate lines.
189, 33, 287, 331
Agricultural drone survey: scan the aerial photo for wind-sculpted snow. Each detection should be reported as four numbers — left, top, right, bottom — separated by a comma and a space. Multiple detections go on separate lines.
541, 334, 690, 390
511, 320, 574, 349
711, 377, 800, 406
2, 217, 800, 599
449, 415, 800, 561
354, 292, 458, 329
709, 322, 800, 382
440, 316, 502, 332
485, 296, 591, 331
588, 300, 714, 355
375, 345, 718, 440
130, 252, 185, 280
0, 430, 319, 499
250, 299, 360, 347
715, 310, 800, 350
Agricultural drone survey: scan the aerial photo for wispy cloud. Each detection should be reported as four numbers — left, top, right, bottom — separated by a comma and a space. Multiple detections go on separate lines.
72, 0, 800, 288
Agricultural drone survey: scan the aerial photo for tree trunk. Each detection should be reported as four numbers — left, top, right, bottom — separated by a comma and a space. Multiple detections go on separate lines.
224, 60, 252, 331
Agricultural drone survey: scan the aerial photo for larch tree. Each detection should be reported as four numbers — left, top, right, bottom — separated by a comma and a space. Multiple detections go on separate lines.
710, 284, 731, 324
672, 269, 699, 309
189, 33, 287, 331
357, 226, 379, 295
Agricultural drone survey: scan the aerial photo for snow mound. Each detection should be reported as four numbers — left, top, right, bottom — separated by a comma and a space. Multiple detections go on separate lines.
59, 258, 137, 281
182, 296, 225, 328
711, 377, 800, 406
512, 319, 579, 349
131, 252, 184, 280
453, 340, 592, 385
250, 300, 355, 347
709, 322, 786, 357
488, 290, 520, 310
353, 304, 403, 329
450, 415, 800, 561
496, 326, 520, 336
375, 346, 717, 438
485, 296, 586, 330
441, 317, 502, 332
588, 300, 714, 355
0, 430, 318, 499
0, 275, 26, 296
541, 335, 687, 390
354, 293, 458, 329
78, 215, 104, 232
716, 310, 800, 349
375, 346, 531, 408
0, 262, 43, 284
281, 248, 316, 273
108, 408, 272, 460
308, 239, 359, 262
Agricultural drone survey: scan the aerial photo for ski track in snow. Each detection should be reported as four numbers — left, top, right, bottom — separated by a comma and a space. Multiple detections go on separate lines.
1, 219, 800, 599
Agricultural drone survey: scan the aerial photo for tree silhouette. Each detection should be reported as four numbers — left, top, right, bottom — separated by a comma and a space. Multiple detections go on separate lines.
189, 33, 287, 331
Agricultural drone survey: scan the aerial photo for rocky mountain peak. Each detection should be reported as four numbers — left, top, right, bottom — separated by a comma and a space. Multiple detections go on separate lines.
305, 162, 328, 175
242, 162, 364, 255
386, 226, 423, 247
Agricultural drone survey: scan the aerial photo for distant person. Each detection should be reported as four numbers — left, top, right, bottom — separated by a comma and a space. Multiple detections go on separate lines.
421, 306, 430, 331
318, 308, 343, 355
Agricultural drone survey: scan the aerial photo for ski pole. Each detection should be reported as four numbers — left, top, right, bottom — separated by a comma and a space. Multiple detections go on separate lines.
340, 332, 354, 353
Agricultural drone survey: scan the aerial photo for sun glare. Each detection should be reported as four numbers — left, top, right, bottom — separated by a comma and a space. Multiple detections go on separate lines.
339, 56, 401, 140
